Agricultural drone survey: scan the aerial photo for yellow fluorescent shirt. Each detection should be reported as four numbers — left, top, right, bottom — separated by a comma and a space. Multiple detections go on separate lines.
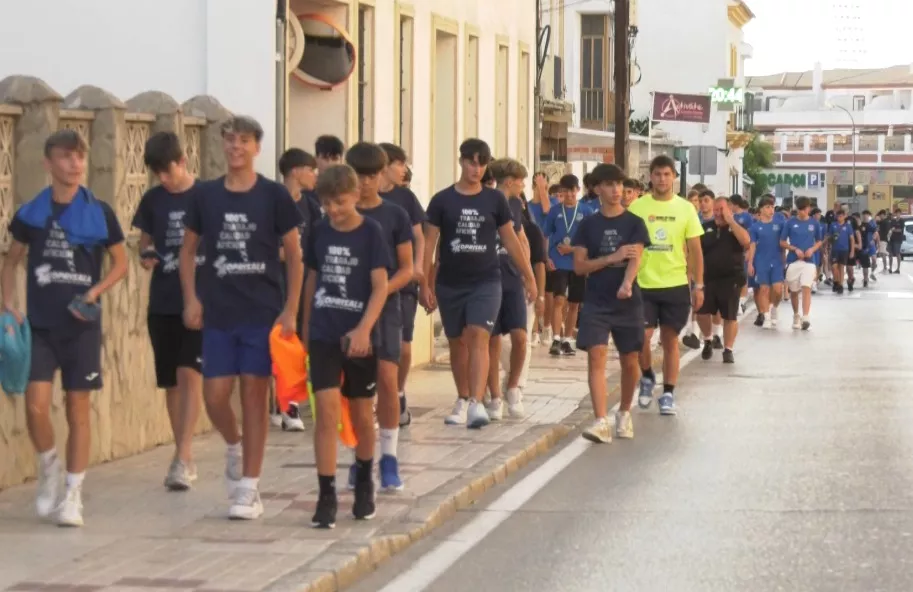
628, 194, 704, 289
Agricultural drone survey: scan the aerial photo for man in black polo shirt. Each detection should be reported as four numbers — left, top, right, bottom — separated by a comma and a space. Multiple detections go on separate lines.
696, 195, 750, 364
888, 207, 906, 273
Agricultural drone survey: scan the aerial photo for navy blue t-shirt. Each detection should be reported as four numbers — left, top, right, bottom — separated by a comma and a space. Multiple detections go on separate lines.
302, 190, 324, 220
184, 175, 302, 329
571, 210, 649, 323
306, 217, 391, 343
132, 183, 205, 316
295, 191, 323, 258
426, 185, 513, 287
10, 199, 124, 330
380, 186, 426, 297
357, 200, 413, 306
828, 221, 854, 252
497, 196, 525, 292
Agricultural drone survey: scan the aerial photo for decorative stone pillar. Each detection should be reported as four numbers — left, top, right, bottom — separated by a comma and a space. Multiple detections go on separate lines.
182, 95, 232, 180
63, 85, 127, 208
0, 75, 62, 205
126, 91, 184, 139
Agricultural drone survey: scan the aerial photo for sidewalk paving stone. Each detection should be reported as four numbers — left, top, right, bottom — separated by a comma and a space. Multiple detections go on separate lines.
0, 341, 643, 592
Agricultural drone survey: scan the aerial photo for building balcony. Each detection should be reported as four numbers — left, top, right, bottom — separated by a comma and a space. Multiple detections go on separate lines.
762, 132, 913, 167
578, 88, 616, 132
754, 109, 913, 129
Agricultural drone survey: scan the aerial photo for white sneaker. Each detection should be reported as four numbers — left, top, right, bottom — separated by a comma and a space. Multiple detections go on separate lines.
269, 413, 283, 428
228, 486, 264, 520
762, 317, 773, 330
811, 282, 818, 294
792, 315, 801, 330
56, 487, 84, 527
615, 411, 634, 439
444, 398, 469, 425
543, 327, 553, 343
225, 445, 243, 494
531, 333, 541, 347
582, 417, 612, 444
486, 397, 504, 421
35, 454, 61, 518
466, 400, 491, 429
506, 387, 526, 418
770, 307, 778, 327
281, 403, 306, 432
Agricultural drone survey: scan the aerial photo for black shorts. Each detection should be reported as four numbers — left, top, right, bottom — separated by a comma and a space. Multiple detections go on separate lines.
698, 278, 743, 322
495, 286, 528, 335
576, 305, 644, 354
889, 242, 903, 257
857, 252, 872, 269
642, 285, 692, 333
374, 298, 403, 363
308, 340, 377, 399
548, 270, 586, 303
831, 251, 849, 266
400, 291, 418, 343
30, 325, 103, 391
148, 314, 202, 388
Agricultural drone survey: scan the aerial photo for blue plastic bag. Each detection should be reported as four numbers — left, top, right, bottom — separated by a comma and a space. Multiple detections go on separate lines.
0, 312, 31, 396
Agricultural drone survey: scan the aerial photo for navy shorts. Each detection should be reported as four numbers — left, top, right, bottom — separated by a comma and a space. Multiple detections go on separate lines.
308, 340, 377, 399
436, 281, 501, 339
494, 286, 528, 335
831, 250, 849, 266
374, 297, 403, 362
148, 314, 202, 388
548, 269, 586, 303
576, 304, 645, 354
400, 292, 418, 343
754, 261, 785, 286
201, 325, 272, 378
30, 325, 103, 391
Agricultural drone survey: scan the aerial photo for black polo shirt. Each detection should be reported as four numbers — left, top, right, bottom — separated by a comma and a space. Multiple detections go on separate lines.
700, 219, 746, 281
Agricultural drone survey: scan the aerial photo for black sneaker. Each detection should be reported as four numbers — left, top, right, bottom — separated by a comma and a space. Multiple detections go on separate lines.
847, 279, 854, 292
701, 340, 713, 361
352, 479, 376, 520
863, 279, 868, 288
754, 313, 765, 327
801, 319, 811, 331
312, 492, 338, 529
711, 335, 724, 350
549, 340, 562, 356
722, 349, 735, 364
560, 341, 576, 356
682, 333, 701, 350
824, 278, 833, 286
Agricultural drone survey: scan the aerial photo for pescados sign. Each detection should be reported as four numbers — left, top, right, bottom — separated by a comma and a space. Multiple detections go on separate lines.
765, 172, 806, 188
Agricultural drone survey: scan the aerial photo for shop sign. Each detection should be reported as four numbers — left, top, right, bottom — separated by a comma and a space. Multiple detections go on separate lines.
765, 172, 806, 188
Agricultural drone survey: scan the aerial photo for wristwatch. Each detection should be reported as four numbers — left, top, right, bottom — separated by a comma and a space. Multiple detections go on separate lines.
693, 283, 705, 291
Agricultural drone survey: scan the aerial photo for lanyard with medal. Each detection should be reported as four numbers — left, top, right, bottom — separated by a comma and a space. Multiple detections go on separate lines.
561, 203, 580, 245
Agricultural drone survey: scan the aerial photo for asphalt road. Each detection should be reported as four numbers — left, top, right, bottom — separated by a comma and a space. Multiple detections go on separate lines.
352, 272, 913, 592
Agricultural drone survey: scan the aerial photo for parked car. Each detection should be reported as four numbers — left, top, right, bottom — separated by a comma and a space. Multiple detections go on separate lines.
899, 215, 913, 260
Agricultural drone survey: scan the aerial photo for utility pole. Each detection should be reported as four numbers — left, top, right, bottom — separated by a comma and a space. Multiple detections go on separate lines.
533, 0, 542, 172
613, 0, 630, 171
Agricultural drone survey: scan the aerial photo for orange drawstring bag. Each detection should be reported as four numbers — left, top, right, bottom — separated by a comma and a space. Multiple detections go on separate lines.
304, 352, 358, 448
269, 325, 309, 413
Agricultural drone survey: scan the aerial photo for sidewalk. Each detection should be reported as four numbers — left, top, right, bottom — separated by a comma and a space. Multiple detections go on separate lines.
0, 343, 625, 592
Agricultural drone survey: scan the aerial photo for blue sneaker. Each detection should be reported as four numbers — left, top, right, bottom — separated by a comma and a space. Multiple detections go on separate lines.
379, 455, 404, 492
658, 393, 677, 416
346, 463, 357, 491
637, 376, 655, 409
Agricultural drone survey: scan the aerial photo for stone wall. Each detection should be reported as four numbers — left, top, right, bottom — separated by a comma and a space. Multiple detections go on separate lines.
0, 75, 232, 490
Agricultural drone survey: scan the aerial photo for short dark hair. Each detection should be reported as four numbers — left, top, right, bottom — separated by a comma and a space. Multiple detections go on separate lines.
345, 142, 388, 176
758, 196, 775, 208
458, 138, 492, 165
403, 166, 412, 184
691, 183, 708, 193
220, 115, 264, 142
877, 209, 886, 216
44, 129, 88, 159
143, 131, 184, 174
481, 167, 494, 186
315, 135, 345, 158
622, 178, 638, 189
559, 174, 580, 190
548, 184, 561, 194
589, 164, 625, 185
649, 155, 677, 173
894, 207, 903, 214
698, 189, 716, 199
582, 173, 593, 189
315, 164, 358, 199
488, 158, 528, 184
795, 196, 811, 211
378, 142, 408, 164
278, 148, 317, 177
810, 208, 822, 216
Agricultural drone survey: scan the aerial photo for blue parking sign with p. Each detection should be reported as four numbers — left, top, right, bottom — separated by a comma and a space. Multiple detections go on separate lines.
808, 172, 820, 188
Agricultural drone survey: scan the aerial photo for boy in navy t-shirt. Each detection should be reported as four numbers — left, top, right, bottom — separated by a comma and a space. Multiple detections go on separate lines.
303, 164, 391, 528
2, 130, 127, 527
346, 143, 414, 492
571, 164, 649, 444
486, 158, 532, 421
827, 209, 854, 294
378, 142, 426, 427
422, 138, 536, 430
132, 131, 204, 492
180, 116, 304, 521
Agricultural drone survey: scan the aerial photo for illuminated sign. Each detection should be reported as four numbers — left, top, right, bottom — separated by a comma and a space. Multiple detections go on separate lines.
709, 87, 745, 104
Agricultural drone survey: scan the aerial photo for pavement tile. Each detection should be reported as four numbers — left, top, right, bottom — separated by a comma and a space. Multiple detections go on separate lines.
0, 347, 611, 592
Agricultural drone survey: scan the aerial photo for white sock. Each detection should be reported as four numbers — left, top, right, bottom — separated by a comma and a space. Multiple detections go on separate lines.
691, 320, 700, 335
39, 448, 58, 467
66, 472, 85, 490
379, 428, 399, 457
238, 476, 259, 490
227, 442, 241, 455
713, 324, 723, 337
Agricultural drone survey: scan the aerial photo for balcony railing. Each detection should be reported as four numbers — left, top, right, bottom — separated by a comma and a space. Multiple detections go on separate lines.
731, 92, 754, 132
765, 132, 913, 166
579, 88, 616, 132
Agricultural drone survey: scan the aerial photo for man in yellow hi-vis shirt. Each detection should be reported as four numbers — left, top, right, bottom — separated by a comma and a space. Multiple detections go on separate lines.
627, 156, 704, 416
